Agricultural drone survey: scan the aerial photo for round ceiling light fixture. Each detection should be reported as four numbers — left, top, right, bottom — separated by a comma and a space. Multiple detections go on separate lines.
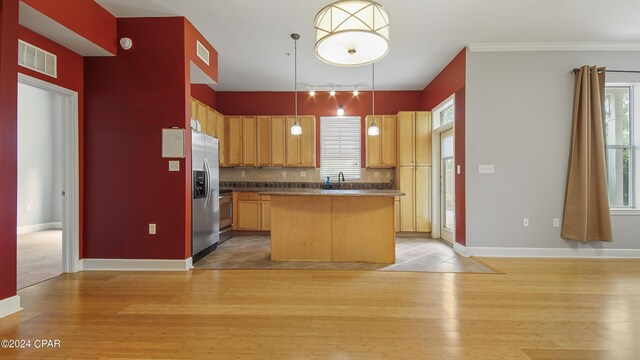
314, 1, 390, 67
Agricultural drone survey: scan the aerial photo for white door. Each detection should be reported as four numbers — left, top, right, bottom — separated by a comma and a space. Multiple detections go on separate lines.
440, 129, 455, 243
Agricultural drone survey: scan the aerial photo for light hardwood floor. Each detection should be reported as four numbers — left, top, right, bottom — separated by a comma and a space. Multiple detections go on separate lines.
1, 258, 639, 359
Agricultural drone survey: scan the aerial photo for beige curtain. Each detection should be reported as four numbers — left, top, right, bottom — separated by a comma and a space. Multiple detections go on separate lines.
562, 65, 612, 242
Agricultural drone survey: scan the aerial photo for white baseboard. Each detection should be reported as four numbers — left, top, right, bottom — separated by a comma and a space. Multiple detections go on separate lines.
81, 258, 193, 271
456, 244, 640, 258
17, 222, 62, 235
0, 295, 22, 318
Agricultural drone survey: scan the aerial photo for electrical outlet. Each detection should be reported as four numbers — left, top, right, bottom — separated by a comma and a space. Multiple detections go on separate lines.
300, 171, 306, 178
149, 224, 156, 235
386, 171, 391, 177
240, 170, 245, 177
553, 218, 560, 228
282, 171, 287, 177
26, 204, 31, 212
523, 218, 529, 227
168, 161, 180, 172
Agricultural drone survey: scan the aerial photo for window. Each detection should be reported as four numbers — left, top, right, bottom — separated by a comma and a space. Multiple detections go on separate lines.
605, 83, 639, 210
320, 116, 361, 181
432, 94, 455, 129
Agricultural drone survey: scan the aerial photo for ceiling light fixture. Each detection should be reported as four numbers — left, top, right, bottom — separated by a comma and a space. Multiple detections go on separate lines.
314, 0, 390, 67
309, 89, 316, 96
337, 106, 345, 116
353, 88, 359, 96
330, 89, 336, 96
368, 62, 380, 136
290, 34, 302, 135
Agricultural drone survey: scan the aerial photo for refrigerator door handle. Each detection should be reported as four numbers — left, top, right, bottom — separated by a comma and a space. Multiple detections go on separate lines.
203, 159, 211, 209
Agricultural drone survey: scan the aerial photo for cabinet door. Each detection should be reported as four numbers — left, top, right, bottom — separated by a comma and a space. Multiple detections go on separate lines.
285, 116, 300, 167
206, 108, 216, 138
299, 115, 316, 167
415, 166, 432, 232
415, 111, 432, 166
397, 112, 415, 166
399, 166, 415, 232
197, 102, 208, 134
238, 201, 261, 230
381, 115, 397, 167
366, 115, 382, 167
242, 117, 257, 166
217, 112, 227, 166
261, 200, 272, 231
227, 116, 243, 166
190, 99, 198, 121
394, 199, 400, 232
271, 116, 286, 167
257, 116, 271, 166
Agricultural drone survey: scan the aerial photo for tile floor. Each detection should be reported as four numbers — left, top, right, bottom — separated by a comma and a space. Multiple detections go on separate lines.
196, 235, 495, 273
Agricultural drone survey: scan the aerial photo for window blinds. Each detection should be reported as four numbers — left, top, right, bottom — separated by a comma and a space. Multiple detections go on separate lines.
320, 116, 362, 181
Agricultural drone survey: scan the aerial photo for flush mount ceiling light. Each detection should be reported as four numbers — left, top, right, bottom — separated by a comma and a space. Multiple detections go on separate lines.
314, 0, 390, 67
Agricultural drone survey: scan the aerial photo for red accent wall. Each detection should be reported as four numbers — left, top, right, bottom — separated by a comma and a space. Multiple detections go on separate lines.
184, 18, 218, 83
18, 26, 85, 255
84, 17, 190, 260
0, 0, 19, 301
421, 48, 466, 246
191, 84, 217, 110
21, 0, 117, 55
217, 91, 423, 168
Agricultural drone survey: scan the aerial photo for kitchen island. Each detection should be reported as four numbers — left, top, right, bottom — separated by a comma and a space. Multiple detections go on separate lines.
260, 189, 404, 264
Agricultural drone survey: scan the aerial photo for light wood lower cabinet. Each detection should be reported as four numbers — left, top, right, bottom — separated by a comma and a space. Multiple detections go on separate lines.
234, 192, 271, 231
395, 199, 400, 232
399, 166, 415, 232
415, 166, 432, 232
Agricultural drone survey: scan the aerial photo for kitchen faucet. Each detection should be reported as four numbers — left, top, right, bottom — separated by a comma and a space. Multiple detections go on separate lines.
337, 172, 346, 188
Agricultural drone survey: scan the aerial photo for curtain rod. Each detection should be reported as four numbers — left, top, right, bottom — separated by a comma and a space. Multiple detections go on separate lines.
571, 67, 640, 74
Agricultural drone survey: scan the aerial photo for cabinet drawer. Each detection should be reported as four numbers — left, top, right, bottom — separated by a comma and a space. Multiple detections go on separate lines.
260, 195, 271, 201
237, 192, 260, 201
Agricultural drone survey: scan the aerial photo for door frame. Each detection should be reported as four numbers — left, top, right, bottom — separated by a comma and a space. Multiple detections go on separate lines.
18, 73, 82, 273
431, 95, 455, 243
439, 128, 455, 243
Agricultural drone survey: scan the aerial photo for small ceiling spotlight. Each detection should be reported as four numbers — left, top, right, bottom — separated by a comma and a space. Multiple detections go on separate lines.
330, 89, 336, 96
353, 88, 359, 96
309, 89, 316, 96
337, 106, 345, 116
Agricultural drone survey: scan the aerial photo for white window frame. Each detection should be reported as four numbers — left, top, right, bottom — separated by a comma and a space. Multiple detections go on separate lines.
432, 94, 455, 129
319, 116, 362, 181
606, 82, 640, 216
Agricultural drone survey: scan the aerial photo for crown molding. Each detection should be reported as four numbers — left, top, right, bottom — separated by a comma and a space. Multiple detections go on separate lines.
467, 42, 640, 52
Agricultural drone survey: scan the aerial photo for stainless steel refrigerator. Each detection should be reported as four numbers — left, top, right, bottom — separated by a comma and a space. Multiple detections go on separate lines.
192, 130, 219, 262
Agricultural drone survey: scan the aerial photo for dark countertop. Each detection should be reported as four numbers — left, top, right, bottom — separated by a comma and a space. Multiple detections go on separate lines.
258, 189, 404, 197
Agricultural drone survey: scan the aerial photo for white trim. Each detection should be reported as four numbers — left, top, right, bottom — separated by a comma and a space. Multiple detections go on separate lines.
460, 246, 640, 258
611, 209, 640, 216
18, 73, 81, 274
17, 222, 62, 235
468, 42, 640, 53
453, 242, 469, 257
82, 258, 194, 271
0, 295, 22, 319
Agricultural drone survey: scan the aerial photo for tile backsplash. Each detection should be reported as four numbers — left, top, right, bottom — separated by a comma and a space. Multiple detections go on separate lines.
220, 168, 395, 184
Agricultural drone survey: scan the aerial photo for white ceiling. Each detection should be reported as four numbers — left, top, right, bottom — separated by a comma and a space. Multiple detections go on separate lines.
96, 0, 640, 91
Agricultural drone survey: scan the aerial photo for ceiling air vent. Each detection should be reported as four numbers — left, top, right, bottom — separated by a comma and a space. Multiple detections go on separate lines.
196, 40, 210, 65
18, 40, 57, 78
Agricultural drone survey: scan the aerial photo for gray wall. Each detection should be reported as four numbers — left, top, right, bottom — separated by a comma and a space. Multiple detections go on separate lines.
466, 50, 640, 250
17, 83, 63, 229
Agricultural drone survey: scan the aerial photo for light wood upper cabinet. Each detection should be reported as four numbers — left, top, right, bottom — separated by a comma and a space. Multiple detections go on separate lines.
415, 112, 432, 166
197, 101, 208, 134
397, 112, 415, 166
190, 99, 198, 121
206, 108, 216, 138
366, 115, 396, 168
217, 112, 227, 166
242, 117, 257, 166
299, 115, 316, 167
257, 116, 271, 167
415, 166, 432, 232
285, 116, 300, 167
227, 116, 243, 166
271, 116, 286, 167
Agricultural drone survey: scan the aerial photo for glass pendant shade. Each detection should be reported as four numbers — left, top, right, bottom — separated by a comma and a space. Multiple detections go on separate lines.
290, 122, 302, 135
367, 122, 379, 136
314, 1, 390, 67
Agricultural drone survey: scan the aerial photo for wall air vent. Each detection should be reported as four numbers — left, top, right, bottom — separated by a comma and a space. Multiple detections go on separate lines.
196, 40, 210, 65
18, 40, 57, 78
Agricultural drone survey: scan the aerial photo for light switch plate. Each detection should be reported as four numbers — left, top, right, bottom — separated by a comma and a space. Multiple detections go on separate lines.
457, 165, 461, 175
168, 161, 180, 172
149, 224, 156, 235
240, 171, 245, 177
553, 218, 560, 228
282, 171, 287, 177
478, 164, 495, 174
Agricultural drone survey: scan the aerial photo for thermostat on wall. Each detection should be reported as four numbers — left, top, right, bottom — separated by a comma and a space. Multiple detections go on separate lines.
162, 128, 185, 158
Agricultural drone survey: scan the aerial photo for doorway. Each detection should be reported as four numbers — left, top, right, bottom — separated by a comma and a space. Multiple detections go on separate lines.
17, 74, 81, 289
440, 129, 455, 243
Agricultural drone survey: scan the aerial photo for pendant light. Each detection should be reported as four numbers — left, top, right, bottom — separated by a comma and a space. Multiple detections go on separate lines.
290, 33, 302, 135
368, 62, 380, 136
